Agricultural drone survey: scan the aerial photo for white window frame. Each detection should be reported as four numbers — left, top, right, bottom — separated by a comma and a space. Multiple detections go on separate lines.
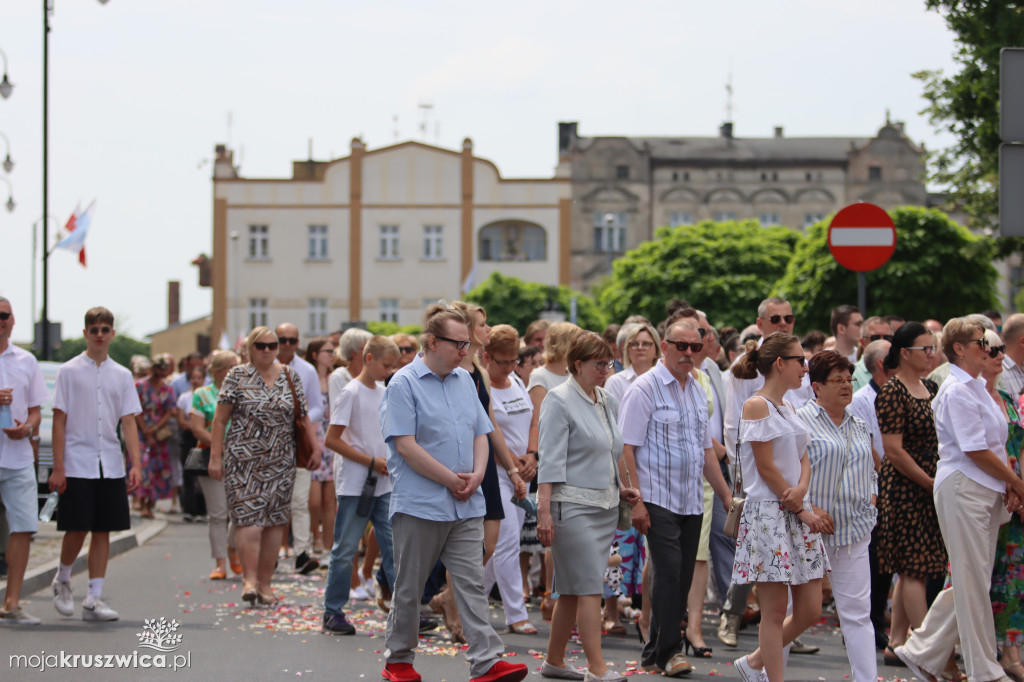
759, 212, 781, 226
669, 211, 693, 227
248, 298, 268, 330
593, 212, 626, 253
248, 225, 269, 260
379, 225, 400, 260
712, 211, 737, 222
308, 298, 328, 335
307, 225, 328, 260
422, 225, 444, 260
804, 212, 826, 228
380, 298, 399, 323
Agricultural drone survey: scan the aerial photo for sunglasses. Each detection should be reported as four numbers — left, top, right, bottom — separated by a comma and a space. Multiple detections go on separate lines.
965, 337, 990, 350
0, 312, 11, 320
435, 335, 471, 351
253, 341, 279, 351
665, 340, 704, 353
398, 346, 416, 354
278, 337, 299, 345
88, 326, 112, 335
868, 334, 894, 342
781, 354, 806, 365
988, 345, 1006, 358
767, 314, 795, 325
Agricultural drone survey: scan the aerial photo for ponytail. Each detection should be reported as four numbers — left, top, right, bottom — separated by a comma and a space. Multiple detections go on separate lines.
731, 340, 761, 380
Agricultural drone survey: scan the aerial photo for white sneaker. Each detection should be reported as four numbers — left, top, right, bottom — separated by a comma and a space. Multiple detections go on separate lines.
52, 576, 73, 617
82, 597, 118, 622
733, 655, 763, 682
350, 585, 371, 601
0, 605, 42, 625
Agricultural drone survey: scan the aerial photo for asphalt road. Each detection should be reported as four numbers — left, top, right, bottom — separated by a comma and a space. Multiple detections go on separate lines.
1, 519, 916, 681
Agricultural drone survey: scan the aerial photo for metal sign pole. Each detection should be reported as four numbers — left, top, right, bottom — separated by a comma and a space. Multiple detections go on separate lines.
858, 272, 867, 315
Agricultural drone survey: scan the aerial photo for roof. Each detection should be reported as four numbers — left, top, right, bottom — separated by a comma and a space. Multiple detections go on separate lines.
576, 134, 870, 164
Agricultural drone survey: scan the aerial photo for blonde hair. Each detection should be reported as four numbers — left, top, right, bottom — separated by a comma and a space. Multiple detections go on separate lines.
486, 324, 519, 357
543, 321, 581, 365
391, 332, 419, 351
245, 326, 277, 360
451, 301, 487, 347
622, 322, 662, 370
421, 302, 472, 349
941, 316, 986, 364
364, 335, 400, 361
208, 349, 240, 373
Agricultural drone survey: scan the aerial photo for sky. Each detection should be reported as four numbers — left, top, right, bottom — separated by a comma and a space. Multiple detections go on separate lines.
0, 0, 958, 345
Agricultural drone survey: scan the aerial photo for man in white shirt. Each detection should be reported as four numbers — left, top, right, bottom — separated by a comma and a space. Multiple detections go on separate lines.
0, 297, 49, 625
276, 322, 325, 575
49, 307, 142, 623
1000, 313, 1024, 399
830, 305, 863, 365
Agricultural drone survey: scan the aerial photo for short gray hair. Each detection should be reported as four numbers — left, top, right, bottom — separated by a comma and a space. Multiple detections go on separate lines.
757, 296, 789, 320
966, 313, 997, 332
862, 339, 889, 377
337, 328, 373, 364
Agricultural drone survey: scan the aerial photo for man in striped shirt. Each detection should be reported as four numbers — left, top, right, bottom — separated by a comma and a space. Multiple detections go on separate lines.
618, 319, 732, 677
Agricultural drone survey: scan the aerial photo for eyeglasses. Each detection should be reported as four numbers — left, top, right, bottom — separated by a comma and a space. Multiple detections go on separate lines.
767, 314, 795, 325
585, 360, 615, 371
781, 355, 806, 365
253, 341, 279, 351
278, 337, 299, 345
905, 345, 937, 355
628, 341, 655, 350
868, 334, 893, 342
665, 340, 704, 353
0, 312, 11, 320
319, 348, 335, 354
490, 358, 517, 368
823, 376, 854, 385
966, 337, 989, 350
398, 346, 416, 354
435, 335, 471, 351
88, 326, 112, 335
987, 345, 1006, 358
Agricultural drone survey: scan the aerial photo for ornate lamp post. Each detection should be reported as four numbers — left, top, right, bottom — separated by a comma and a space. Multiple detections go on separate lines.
0, 47, 13, 99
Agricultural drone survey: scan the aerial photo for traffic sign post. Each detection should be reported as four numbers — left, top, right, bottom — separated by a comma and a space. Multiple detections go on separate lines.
827, 202, 897, 313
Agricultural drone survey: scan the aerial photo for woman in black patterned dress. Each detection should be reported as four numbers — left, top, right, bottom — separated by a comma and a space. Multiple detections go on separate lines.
875, 322, 946, 661
209, 326, 321, 606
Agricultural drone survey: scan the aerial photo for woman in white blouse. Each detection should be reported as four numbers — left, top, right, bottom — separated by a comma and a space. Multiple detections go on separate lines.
729, 332, 829, 682
797, 351, 877, 682
603, 322, 661, 403
895, 318, 1024, 681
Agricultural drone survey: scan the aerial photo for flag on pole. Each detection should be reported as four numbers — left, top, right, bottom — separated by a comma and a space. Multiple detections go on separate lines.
55, 200, 95, 267
461, 261, 478, 295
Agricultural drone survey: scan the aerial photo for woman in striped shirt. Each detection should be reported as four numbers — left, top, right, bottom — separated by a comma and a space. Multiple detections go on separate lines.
797, 351, 877, 682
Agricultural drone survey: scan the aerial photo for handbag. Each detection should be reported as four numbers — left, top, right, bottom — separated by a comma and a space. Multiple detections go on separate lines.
183, 447, 211, 472
724, 412, 746, 539
284, 367, 314, 468
617, 462, 635, 532
154, 424, 173, 442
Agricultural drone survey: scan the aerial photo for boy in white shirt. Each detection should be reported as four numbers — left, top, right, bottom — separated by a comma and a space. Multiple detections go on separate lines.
49, 307, 143, 622
321, 335, 399, 635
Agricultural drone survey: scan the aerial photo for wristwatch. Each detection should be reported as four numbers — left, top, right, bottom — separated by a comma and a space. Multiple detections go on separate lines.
30, 435, 40, 443
507, 467, 521, 477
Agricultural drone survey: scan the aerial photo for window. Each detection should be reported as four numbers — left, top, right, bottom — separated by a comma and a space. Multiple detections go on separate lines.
669, 212, 693, 227
379, 225, 400, 259
771, 172, 778, 181
479, 222, 548, 261
759, 212, 781, 226
308, 298, 328, 335
248, 225, 269, 259
805, 172, 813, 182
307, 225, 328, 260
671, 171, 678, 181
593, 212, 626, 253
713, 212, 737, 222
683, 172, 690, 181
422, 225, 444, 260
380, 298, 399, 323
804, 213, 826, 228
868, 165, 882, 181
616, 165, 630, 180
248, 298, 268, 330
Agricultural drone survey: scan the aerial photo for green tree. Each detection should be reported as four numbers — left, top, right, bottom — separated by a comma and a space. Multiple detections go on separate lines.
51, 334, 150, 367
366, 321, 422, 337
773, 206, 997, 328
597, 220, 802, 330
914, 0, 1024, 238
464, 273, 607, 333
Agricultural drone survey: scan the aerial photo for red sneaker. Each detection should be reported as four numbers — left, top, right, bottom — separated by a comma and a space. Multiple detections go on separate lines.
381, 662, 422, 682
470, 660, 528, 682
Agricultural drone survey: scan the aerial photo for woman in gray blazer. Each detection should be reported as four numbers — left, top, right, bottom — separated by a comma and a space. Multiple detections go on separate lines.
537, 332, 640, 682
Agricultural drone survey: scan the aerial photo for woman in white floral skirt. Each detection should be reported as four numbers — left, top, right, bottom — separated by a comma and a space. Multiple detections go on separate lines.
729, 332, 830, 682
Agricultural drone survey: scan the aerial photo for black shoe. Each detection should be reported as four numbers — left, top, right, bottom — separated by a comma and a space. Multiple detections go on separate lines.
0, 554, 7, 578
874, 629, 889, 651
321, 612, 355, 635
295, 551, 320, 575
418, 615, 440, 633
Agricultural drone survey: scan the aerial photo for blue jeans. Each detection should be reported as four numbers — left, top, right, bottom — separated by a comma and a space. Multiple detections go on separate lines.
323, 494, 395, 617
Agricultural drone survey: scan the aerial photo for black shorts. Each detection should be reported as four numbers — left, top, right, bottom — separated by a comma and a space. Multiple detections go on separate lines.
56, 477, 131, 533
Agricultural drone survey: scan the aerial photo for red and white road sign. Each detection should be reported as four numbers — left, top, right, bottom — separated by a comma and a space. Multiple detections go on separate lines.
827, 202, 897, 272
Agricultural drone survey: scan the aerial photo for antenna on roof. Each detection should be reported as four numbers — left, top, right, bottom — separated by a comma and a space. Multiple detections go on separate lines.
418, 102, 434, 142
725, 65, 734, 123
393, 114, 399, 140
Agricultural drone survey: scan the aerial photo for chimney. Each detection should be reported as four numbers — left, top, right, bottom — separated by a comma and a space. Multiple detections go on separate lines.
168, 281, 180, 327
774, 126, 784, 138
213, 144, 238, 179
720, 122, 734, 139
559, 122, 579, 155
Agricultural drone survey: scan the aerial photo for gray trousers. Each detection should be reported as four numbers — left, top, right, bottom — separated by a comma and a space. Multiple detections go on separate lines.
385, 513, 504, 677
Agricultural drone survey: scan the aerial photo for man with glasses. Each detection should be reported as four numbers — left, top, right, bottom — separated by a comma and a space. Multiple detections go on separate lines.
276, 322, 325, 575
49, 307, 142, 622
830, 305, 863, 365
851, 317, 895, 392
0, 297, 49, 624
618, 319, 732, 676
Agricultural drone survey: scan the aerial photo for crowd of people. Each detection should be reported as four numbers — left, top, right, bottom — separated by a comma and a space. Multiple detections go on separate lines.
2, 293, 1024, 682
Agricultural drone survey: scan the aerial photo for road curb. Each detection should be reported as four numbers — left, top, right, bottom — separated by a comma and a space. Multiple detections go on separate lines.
0, 518, 168, 603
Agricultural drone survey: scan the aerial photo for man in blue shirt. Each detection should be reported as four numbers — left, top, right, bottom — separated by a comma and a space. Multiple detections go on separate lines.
379, 304, 527, 682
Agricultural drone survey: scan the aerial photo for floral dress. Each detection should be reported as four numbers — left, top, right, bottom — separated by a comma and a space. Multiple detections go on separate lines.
991, 389, 1024, 646
310, 389, 334, 482
136, 378, 177, 501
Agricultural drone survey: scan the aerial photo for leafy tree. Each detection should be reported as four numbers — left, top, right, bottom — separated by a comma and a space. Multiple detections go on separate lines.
597, 220, 802, 330
366, 321, 422, 337
773, 206, 997, 328
464, 272, 607, 333
914, 0, 1024, 239
50, 334, 150, 367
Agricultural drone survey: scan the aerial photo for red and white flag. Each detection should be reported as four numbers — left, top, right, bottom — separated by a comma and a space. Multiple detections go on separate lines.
55, 201, 96, 267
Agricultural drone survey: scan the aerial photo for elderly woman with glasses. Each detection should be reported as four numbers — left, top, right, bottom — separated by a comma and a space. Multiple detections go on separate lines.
797, 351, 877, 682
537, 331, 640, 682
874, 322, 946, 665
895, 319, 1024, 681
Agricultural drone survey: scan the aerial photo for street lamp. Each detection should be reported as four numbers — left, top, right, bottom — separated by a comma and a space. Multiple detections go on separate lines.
0, 47, 12, 99
0, 176, 15, 212
0, 131, 15, 173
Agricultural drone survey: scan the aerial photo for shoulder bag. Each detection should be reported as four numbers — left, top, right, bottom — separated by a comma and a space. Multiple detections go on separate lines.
723, 413, 745, 538
284, 367, 314, 468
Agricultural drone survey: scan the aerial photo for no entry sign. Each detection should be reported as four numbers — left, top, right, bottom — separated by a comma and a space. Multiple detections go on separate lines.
827, 203, 897, 272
